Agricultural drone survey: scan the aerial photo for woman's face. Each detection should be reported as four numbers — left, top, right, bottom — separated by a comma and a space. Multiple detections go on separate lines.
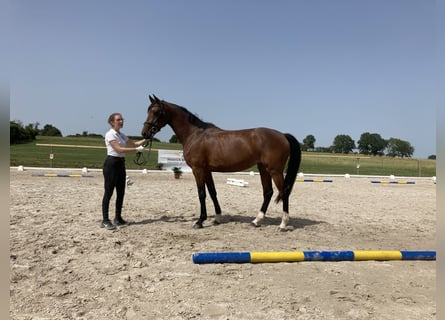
112, 114, 124, 131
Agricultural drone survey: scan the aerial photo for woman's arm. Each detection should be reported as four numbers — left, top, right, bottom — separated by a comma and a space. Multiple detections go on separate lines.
126, 138, 147, 148
109, 140, 146, 153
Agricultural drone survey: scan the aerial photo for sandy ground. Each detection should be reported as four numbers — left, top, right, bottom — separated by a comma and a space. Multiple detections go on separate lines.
10, 168, 436, 320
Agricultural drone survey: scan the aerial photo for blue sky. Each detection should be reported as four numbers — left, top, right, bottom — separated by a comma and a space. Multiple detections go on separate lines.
10, 0, 437, 158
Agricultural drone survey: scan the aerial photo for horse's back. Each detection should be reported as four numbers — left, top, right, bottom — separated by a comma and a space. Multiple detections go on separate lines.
184, 127, 291, 172
205, 127, 289, 152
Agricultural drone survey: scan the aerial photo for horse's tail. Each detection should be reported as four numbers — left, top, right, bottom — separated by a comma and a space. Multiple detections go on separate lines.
276, 133, 301, 203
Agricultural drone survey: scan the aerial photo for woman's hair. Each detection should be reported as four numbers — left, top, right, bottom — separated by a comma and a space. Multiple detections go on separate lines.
108, 113, 122, 125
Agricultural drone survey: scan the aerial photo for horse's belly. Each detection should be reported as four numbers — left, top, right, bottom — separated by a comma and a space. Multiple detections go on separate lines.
208, 158, 257, 172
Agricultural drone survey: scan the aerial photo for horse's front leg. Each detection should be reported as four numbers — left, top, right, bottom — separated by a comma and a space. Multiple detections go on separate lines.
192, 169, 207, 229
205, 171, 222, 225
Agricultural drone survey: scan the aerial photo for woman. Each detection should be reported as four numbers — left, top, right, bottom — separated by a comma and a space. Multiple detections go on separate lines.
101, 113, 146, 230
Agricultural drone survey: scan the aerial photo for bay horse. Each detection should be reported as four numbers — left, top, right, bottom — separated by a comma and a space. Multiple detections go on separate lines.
141, 95, 301, 230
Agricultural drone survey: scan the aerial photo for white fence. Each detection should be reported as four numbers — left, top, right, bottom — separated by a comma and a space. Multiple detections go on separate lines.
157, 149, 192, 172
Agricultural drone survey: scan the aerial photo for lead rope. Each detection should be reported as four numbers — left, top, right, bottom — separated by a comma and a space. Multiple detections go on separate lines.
134, 139, 153, 166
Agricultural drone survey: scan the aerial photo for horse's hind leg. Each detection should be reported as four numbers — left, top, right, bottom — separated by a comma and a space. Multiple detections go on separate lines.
205, 172, 222, 224
279, 196, 290, 230
252, 164, 273, 227
270, 172, 289, 231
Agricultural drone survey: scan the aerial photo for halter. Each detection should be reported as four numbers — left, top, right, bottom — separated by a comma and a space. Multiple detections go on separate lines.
135, 101, 165, 166
143, 102, 165, 140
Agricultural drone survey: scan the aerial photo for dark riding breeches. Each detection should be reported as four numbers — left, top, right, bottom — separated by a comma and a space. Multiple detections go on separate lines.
102, 156, 126, 221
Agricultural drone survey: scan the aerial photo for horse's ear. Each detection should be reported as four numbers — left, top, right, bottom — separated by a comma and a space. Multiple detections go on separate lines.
149, 95, 154, 103
153, 94, 160, 102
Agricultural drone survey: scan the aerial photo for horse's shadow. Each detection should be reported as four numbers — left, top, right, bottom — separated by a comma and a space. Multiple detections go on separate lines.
216, 214, 322, 231
132, 213, 322, 231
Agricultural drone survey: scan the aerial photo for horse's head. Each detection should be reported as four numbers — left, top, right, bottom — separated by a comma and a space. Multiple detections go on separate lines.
141, 94, 168, 140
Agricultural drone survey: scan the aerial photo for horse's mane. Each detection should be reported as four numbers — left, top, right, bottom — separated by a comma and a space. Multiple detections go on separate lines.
172, 103, 219, 129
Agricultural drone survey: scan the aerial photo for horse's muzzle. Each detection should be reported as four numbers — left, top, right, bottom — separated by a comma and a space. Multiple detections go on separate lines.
142, 125, 159, 140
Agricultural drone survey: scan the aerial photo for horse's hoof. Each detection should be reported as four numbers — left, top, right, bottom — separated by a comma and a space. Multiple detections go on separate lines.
213, 220, 221, 225
193, 222, 203, 229
251, 222, 261, 228
278, 226, 293, 232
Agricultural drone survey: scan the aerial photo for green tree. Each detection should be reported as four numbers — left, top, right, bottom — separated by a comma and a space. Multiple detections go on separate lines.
357, 132, 387, 156
169, 134, 179, 143
386, 138, 414, 158
302, 134, 316, 151
10, 121, 39, 144
40, 124, 62, 136
332, 134, 355, 154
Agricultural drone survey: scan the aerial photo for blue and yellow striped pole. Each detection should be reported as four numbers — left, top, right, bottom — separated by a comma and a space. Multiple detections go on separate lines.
371, 180, 415, 184
296, 179, 333, 183
192, 251, 436, 264
32, 173, 94, 178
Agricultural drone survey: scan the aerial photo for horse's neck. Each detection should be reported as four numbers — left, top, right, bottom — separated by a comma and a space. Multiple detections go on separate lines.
167, 105, 201, 145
